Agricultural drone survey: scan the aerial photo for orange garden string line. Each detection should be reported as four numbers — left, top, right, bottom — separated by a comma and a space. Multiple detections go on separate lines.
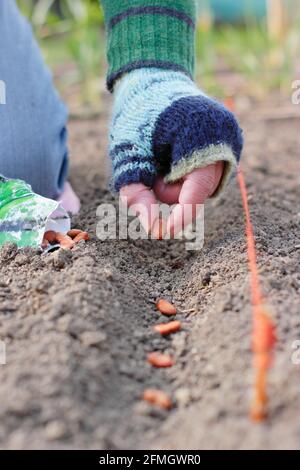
237, 167, 277, 422
237, 168, 263, 307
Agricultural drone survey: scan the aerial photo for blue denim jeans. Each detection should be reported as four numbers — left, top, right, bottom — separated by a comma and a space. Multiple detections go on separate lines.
0, 0, 68, 199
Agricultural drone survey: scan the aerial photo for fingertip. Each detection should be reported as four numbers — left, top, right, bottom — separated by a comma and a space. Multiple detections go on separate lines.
119, 183, 159, 235
179, 163, 224, 205
120, 183, 149, 206
153, 176, 182, 204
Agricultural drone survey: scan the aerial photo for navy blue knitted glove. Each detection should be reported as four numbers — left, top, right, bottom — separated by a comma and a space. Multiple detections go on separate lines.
109, 68, 243, 194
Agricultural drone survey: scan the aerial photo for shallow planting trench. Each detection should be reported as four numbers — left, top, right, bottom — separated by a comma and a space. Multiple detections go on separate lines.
0, 99, 299, 449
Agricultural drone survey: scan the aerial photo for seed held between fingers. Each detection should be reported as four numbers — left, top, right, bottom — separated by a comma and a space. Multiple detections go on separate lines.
147, 352, 174, 368
143, 389, 172, 410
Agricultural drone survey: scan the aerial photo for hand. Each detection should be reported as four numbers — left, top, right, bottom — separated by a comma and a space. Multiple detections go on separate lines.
120, 162, 224, 239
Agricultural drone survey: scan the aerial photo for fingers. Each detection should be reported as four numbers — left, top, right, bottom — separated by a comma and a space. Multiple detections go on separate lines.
59, 182, 81, 215
120, 183, 160, 236
167, 162, 224, 236
120, 162, 224, 239
153, 176, 181, 204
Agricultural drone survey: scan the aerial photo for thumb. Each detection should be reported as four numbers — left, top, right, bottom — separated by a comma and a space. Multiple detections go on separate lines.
167, 162, 223, 236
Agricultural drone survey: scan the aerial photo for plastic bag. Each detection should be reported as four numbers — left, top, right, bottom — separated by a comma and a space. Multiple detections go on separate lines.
0, 175, 70, 248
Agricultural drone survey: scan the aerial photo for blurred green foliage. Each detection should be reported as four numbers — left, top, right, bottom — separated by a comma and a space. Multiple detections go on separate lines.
17, 0, 299, 105
196, 17, 299, 98
17, 0, 103, 27
17, 0, 105, 106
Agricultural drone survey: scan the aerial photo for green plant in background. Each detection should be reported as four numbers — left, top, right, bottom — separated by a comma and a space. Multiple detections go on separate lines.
67, 24, 104, 104
17, 0, 105, 107
17, 0, 103, 28
195, 16, 299, 99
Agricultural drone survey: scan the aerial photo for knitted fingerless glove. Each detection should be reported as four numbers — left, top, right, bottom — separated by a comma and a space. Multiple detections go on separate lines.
102, 1, 243, 194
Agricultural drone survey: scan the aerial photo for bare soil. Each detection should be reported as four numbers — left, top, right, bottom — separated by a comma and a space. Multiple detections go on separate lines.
0, 92, 299, 450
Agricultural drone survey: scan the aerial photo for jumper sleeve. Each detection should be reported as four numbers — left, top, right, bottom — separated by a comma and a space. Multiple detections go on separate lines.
101, 0, 196, 91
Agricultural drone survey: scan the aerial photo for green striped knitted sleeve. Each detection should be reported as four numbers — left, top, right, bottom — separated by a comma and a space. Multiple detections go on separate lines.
101, 0, 196, 91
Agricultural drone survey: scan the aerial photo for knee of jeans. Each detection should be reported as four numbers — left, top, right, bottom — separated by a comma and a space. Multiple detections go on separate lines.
0, 116, 69, 200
